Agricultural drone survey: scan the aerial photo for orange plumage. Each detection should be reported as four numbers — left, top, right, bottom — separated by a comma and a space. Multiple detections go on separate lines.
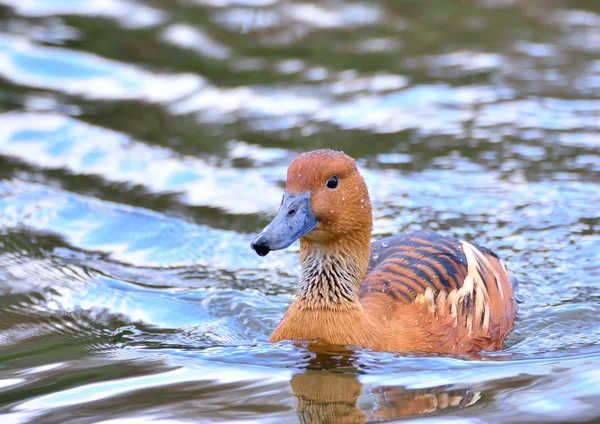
253, 149, 518, 354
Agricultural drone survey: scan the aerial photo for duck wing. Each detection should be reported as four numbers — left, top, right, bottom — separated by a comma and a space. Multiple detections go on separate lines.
361, 231, 517, 349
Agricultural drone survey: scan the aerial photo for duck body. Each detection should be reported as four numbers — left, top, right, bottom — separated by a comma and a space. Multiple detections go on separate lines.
252, 150, 518, 354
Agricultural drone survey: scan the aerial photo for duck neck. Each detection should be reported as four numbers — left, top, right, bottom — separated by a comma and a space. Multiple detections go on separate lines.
294, 233, 371, 310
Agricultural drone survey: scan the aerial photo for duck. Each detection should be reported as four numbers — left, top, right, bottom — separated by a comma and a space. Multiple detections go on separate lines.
251, 149, 518, 354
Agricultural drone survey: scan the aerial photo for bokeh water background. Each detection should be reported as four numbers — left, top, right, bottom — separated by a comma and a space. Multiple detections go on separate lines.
0, 0, 599, 422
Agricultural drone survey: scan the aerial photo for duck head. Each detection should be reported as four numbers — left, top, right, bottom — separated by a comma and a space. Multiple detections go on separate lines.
251, 149, 372, 256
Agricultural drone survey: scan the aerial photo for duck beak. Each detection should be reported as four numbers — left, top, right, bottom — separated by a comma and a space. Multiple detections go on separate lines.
251, 191, 317, 256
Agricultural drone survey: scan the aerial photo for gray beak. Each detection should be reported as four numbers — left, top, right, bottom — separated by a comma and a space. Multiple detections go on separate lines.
251, 191, 317, 256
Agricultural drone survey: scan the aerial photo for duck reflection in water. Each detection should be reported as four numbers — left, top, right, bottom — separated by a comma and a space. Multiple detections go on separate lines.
290, 345, 481, 423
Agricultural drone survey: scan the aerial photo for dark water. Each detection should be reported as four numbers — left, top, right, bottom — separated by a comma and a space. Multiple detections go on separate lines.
0, 0, 599, 422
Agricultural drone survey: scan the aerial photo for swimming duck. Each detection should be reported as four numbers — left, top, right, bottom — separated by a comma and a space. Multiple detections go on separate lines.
251, 149, 517, 354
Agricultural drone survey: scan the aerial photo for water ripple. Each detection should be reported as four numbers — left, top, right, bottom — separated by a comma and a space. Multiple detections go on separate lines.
0, 0, 599, 422
0, 112, 285, 214
0, 179, 268, 268
0, 0, 166, 28
0, 34, 201, 101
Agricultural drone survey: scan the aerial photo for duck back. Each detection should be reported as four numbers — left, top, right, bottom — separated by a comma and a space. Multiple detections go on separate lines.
361, 231, 517, 352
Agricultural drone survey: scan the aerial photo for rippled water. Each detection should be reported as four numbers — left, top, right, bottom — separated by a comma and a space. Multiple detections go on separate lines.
0, 0, 599, 422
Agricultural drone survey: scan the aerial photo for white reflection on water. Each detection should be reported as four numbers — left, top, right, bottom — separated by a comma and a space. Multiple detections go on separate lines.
407, 50, 503, 75
215, 2, 381, 33
0, 34, 202, 102
0, 113, 284, 214
286, 3, 381, 29
513, 41, 558, 58
549, 9, 600, 54
195, 0, 279, 7
161, 24, 232, 60
0, 179, 297, 271
0, 0, 166, 28
0, 32, 596, 142
10, 365, 290, 420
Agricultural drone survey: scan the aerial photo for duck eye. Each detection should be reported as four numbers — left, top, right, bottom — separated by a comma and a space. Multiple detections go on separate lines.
326, 175, 338, 189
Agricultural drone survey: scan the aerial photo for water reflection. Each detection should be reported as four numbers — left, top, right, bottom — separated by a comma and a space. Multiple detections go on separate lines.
0, 34, 201, 101
282, 345, 480, 423
0, 113, 285, 215
0, 0, 165, 28
291, 370, 479, 423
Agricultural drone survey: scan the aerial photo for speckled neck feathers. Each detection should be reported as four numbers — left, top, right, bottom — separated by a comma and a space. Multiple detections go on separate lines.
296, 250, 362, 307
295, 235, 370, 310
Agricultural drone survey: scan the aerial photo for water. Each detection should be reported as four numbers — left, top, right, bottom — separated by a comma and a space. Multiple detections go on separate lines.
0, 0, 599, 422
